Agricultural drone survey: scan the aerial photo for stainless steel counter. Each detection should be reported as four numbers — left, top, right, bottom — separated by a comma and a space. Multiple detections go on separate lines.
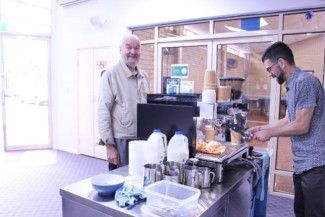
60, 165, 253, 217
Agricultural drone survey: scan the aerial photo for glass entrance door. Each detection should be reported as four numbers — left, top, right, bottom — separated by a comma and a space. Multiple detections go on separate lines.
1, 36, 50, 151
157, 36, 285, 195
212, 36, 278, 149
213, 36, 284, 195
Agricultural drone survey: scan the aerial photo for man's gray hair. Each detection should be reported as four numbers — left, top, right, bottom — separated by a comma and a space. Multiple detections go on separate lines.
120, 34, 140, 47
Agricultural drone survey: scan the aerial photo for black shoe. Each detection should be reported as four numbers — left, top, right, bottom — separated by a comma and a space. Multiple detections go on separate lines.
108, 163, 118, 171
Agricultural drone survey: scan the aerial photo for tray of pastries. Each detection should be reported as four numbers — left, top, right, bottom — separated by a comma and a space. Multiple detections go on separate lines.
194, 117, 248, 163
195, 140, 248, 162
196, 140, 226, 155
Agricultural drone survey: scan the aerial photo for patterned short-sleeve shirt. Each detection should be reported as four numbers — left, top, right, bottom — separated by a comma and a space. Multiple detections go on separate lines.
285, 68, 325, 174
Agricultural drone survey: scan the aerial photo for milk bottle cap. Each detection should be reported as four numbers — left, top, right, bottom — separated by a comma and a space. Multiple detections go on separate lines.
153, 129, 161, 133
175, 130, 183, 135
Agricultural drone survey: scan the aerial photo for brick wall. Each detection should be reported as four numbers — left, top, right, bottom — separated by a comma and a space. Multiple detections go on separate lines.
133, 29, 154, 41
246, 53, 271, 97
181, 46, 207, 93
138, 44, 154, 93
162, 46, 207, 93
288, 34, 325, 82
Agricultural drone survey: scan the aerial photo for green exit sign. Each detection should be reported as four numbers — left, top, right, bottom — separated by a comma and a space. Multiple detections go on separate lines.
171, 64, 189, 78
0, 22, 8, 31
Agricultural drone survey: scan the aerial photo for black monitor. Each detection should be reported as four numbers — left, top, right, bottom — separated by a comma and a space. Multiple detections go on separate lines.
137, 103, 196, 157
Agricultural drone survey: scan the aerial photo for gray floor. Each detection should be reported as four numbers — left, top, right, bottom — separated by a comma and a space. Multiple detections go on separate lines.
0, 150, 294, 217
267, 194, 294, 217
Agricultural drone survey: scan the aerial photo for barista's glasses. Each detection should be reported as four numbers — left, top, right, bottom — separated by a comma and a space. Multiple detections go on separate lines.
266, 61, 278, 73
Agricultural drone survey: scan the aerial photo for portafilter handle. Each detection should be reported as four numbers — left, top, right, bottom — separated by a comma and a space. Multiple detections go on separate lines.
248, 146, 254, 157
242, 130, 253, 141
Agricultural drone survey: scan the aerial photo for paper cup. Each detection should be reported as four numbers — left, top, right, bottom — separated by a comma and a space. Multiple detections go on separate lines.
202, 89, 216, 103
203, 69, 217, 90
230, 129, 242, 145
205, 125, 216, 141
217, 86, 231, 102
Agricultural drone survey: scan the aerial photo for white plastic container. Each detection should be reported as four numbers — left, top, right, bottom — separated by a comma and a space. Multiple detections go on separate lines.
167, 131, 189, 163
146, 129, 167, 164
145, 180, 200, 217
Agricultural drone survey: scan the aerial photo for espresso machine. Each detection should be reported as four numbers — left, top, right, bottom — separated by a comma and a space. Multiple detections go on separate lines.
190, 106, 251, 183
138, 93, 251, 183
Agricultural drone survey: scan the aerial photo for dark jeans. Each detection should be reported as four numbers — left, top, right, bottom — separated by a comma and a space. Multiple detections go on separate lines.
108, 138, 133, 171
293, 165, 325, 217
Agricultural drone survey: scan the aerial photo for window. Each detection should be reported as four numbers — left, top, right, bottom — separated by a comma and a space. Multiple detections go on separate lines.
161, 45, 208, 93
0, 0, 51, 34
214, 16, 278, 33
138, 44, 155, 93
159, 22, 209, 38
133, 28, 155, 41
284, 10, 325, 30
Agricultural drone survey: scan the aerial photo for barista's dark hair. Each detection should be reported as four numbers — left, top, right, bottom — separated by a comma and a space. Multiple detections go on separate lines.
262, 41, 295, 65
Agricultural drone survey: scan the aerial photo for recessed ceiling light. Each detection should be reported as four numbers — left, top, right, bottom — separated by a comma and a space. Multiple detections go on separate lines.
260, 18, 268, 27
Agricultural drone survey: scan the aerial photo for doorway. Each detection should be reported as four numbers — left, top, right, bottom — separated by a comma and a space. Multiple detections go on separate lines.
212, 36, 279, 148
0, 35, 50, 151
77, 46, 112, 160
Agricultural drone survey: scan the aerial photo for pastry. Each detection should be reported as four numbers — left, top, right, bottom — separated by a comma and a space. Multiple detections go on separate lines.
205, 141, 226, 154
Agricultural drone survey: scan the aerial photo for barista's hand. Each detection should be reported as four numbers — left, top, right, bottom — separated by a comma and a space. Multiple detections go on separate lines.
106, 144, 120, 166
253, 129, 272, 142
248, 125, 262, 134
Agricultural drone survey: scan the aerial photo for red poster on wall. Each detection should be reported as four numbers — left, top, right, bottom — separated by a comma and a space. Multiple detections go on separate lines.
96, 60, 107, 70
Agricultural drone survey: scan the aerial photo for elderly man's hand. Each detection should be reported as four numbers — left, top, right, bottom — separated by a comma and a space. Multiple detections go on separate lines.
106, 144, 120, 166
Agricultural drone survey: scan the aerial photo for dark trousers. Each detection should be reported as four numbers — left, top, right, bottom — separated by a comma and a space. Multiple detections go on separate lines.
293, 165, 325, 217
108, 138, 133, 171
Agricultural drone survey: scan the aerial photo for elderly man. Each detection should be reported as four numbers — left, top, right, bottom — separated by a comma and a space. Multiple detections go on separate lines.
98, 34, 149, 170
250, 41, 325, 217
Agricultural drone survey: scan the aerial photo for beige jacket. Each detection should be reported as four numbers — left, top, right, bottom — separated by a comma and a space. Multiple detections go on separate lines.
98, 60, 149, 144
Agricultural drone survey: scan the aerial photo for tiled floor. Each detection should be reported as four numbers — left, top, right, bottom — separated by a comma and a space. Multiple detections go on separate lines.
0, 150, 107, 217
0, 150, 294, 217
267, 194, 294, 217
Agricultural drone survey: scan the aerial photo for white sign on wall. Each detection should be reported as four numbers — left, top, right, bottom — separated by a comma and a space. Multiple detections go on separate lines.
180, 80, 194, 94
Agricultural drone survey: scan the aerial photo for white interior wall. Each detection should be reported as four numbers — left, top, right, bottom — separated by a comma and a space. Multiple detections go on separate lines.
51, 0, 325, 152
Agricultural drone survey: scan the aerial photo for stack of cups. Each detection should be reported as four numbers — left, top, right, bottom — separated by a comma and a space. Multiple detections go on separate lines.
203, 69, 217, 90
202, 69, 217, 103
202, 89, 216, 103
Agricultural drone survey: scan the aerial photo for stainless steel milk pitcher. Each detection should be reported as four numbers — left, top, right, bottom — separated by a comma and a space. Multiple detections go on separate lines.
163, 161, 184, 183
144, 163, 162, 186
198, 167, 216, 188
183, 165, 200, 188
